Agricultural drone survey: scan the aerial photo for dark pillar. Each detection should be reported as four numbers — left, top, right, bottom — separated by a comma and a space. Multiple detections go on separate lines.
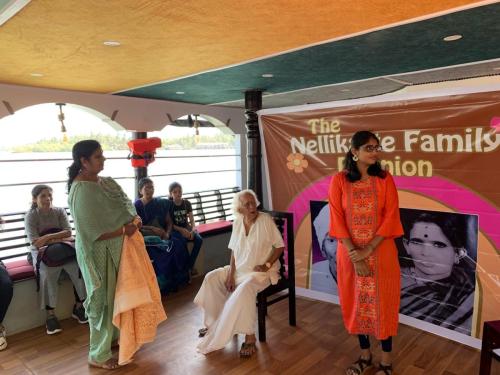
132, 131, 147, 200
245, 90, 263, 206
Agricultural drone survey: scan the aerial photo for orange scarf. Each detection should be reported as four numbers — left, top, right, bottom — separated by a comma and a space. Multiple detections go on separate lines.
112, 230, 167, 365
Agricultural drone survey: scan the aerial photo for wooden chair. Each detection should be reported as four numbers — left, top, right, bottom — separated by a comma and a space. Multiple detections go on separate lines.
480, 320, 500, 375
257, 210, 296, 342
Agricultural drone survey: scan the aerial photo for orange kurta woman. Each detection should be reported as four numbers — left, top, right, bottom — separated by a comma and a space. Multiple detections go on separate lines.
328, 131, 403, 375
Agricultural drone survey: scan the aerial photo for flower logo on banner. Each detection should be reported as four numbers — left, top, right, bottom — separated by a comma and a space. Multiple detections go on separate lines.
286, 153, 308, 173
490, 117, 500, 133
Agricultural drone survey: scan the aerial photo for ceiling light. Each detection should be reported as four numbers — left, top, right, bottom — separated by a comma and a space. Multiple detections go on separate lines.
30, 73, 43, 77
443, 34, 462, 42
175, 91, 185, 95
103, 40, 121, 47
56, 103, 68, 142
261, 74, 274, 78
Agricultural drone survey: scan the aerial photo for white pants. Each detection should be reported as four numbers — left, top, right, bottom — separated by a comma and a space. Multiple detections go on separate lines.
33, 251, 86, 310
194, 266, 270, 354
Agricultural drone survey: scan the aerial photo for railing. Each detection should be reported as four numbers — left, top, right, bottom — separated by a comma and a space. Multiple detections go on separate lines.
0, 187, 240, 262
0, 153, 241, 188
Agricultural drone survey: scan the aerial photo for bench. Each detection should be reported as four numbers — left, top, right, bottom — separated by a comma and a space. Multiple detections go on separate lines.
0, 186, 241, 334
0, 186, 241, 282
177, 187, 240, 237
0, 210, 39, 282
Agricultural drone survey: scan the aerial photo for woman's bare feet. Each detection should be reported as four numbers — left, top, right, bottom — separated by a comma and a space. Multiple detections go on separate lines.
240, 334, 257, 358
88, 358, 120, 370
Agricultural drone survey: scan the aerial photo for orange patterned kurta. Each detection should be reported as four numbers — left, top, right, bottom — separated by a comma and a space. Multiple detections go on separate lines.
328, 171, 403, 339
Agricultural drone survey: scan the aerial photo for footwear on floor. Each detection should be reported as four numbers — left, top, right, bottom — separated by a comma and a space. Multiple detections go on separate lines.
239, 342, 257, 358
72, 304, 88, 324
198, 327, 208, 337
88, 358, 120, 370
375, 362, 393, 375
0, 326, 7, 351
46, 315, 62, 335
345, 355, 373, 375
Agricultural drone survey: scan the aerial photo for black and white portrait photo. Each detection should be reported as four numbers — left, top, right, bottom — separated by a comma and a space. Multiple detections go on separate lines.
397, 208, 478, 336
310, 201, 338, 296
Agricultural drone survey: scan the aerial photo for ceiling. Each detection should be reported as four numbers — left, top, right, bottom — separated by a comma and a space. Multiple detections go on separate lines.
0, 0, 499, 109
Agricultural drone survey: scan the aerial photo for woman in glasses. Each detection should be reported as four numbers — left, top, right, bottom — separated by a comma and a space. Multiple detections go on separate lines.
399, 210, 475, 335
328, 130, 403, 375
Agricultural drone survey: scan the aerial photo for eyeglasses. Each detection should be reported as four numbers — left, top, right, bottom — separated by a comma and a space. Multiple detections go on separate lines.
361, 145, 383, 153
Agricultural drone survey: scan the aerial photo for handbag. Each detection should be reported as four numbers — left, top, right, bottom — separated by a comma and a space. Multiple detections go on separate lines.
39, 241, 76, 267
34, 228, 77, 291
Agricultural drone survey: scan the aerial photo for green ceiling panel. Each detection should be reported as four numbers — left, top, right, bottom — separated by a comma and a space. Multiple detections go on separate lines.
117, 4, 500, 105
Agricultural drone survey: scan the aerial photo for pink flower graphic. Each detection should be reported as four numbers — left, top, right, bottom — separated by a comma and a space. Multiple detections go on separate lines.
490, 117, 500, 133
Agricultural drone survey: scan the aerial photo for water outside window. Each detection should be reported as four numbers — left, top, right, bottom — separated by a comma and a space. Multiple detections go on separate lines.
0, 104, 241, 214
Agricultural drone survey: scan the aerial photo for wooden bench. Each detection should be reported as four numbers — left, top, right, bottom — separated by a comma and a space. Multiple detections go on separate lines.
178, 187, 240, 237
0, 210, 39, 282
0, 186, 240, 281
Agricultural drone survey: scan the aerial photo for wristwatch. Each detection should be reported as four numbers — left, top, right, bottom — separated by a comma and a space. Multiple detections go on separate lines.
265, 262, 272, 270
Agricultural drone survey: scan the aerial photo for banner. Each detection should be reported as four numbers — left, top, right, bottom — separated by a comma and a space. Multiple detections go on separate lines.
259, 90, 500, 341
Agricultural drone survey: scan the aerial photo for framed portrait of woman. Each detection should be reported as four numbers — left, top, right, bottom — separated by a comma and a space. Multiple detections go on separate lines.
396, 208, 478, 336
310, 200, 339, 296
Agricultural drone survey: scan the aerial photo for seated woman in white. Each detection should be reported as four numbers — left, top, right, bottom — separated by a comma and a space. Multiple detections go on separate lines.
194, 189, 284, 357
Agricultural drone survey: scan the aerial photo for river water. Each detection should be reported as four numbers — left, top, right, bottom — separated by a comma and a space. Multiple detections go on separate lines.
0, 148, 241, 214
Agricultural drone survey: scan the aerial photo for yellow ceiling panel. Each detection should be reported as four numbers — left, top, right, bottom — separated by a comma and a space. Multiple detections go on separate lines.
0, 0, 485, 93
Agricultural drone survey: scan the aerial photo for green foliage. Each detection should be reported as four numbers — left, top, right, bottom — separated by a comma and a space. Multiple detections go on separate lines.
10, 133, 129, 152
9, 133, 236, 152
162, 134, 236, 149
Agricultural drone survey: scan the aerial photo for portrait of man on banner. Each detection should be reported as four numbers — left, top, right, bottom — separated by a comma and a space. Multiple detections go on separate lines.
310, 200, 339, 296
396, 208, 478, 336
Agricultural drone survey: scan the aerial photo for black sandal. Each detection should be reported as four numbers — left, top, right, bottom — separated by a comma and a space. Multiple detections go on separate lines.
375, 363, 392, 375
198, 328, 208, 337
346, 355, 373, 375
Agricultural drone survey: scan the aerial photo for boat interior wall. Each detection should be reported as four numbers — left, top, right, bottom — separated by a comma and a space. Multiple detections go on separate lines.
0, 83, 246, 134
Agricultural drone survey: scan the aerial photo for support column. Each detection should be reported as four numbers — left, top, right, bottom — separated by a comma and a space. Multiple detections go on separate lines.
132, 131, 147, 200
245, 90, 263, 206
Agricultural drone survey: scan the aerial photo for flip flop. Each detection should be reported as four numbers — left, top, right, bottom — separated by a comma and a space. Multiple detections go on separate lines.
198, 327, 208, 337
239, 342, 257, 358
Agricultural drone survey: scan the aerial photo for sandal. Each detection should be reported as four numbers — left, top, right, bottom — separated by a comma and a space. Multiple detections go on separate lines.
88, 358, 120, 370
239, 342, 257, 358
345, 355, 373, 375
375, 363, 392, 375
198, 327, 208, 337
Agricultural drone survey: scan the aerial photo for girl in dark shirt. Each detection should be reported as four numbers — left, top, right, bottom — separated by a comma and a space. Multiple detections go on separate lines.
169, 182, 203, 276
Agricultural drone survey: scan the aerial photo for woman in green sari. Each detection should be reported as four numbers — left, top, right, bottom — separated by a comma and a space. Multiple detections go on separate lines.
68, 140, 139, 370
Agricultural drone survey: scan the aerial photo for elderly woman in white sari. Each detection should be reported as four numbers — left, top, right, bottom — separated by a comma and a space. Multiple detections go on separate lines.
194, 189, 285, 357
